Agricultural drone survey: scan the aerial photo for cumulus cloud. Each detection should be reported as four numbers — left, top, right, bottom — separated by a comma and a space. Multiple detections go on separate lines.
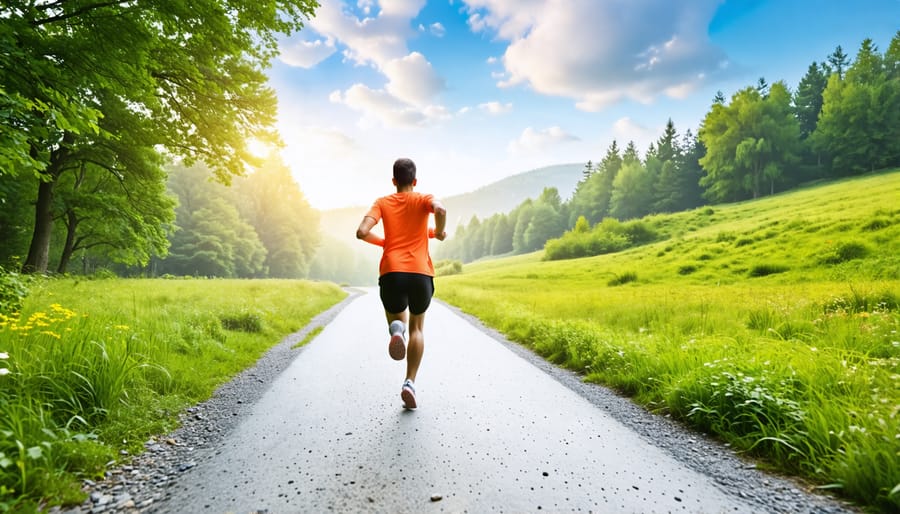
508, 126, 579, 155
291, 0, 447, 127
279, 38, 337, 68
384, 52, 446, 106
478, 101, 513, 115
462, 0, 726, 111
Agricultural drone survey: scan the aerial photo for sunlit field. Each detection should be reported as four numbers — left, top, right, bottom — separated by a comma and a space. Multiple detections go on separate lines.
0, 279, 345, 511
438, 170, 900, 511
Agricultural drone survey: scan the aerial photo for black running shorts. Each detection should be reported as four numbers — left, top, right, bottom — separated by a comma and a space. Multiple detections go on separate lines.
378, 272, 435, 315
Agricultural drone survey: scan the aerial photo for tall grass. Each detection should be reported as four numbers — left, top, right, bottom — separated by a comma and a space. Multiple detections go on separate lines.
0, 278, 345, 511
438, 170, 900, 512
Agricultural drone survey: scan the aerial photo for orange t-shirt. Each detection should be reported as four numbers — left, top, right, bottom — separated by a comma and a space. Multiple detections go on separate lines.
366, 192, 435, 277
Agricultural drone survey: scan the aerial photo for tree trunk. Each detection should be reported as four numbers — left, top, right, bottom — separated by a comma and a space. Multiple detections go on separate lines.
57, 210, 78, 274
22, 179, 55, 273
22, 133, 72, 274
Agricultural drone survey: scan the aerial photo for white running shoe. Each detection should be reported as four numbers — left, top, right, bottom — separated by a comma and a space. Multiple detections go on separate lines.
401, 379, 417, 409
388, 320, 406, 360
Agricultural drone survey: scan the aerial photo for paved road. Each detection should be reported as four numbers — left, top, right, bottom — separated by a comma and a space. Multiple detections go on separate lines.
157, 290, 836, 513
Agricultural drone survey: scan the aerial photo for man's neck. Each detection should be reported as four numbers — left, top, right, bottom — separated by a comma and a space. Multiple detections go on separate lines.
396, 185, 414, 193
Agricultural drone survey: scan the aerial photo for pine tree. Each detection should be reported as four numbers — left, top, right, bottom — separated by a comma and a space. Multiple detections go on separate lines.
828, 45, 850, 79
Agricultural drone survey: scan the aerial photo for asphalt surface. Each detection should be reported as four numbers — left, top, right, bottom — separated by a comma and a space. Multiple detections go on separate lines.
155, 289, 855, 514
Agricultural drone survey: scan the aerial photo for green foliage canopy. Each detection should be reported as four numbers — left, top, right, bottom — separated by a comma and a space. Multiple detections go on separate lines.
0, 0, 318, 272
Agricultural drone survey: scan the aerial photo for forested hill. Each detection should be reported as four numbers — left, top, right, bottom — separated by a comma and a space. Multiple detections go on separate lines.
320, 163, 583, 236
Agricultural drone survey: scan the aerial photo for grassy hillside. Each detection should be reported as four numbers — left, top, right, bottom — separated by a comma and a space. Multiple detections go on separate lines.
437, 169, 900, 511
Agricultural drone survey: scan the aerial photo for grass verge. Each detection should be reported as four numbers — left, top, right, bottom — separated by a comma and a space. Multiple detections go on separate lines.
0, 278, 345, 511
438, 170, 900, 512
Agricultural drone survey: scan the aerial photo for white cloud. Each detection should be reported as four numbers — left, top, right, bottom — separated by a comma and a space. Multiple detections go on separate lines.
612, 117, 657, 153
383, 52, 445, 106
508, 126, 579, 155
427, 22, 446, 37
478, 101, 513, 115
293, 1, 448, 127
462, 0, 726, 111
279, 38, 337, 68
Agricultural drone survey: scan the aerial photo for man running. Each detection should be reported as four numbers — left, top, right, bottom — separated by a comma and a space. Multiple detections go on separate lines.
356, 158, 447, 409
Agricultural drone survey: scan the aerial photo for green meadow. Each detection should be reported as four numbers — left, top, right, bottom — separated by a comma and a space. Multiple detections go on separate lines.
437, 170, 900, 511
0, 279, 345, 511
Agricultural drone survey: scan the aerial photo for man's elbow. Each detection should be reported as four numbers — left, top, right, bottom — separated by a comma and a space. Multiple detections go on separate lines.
356, 229, 367, 240
434, 204, 447, 217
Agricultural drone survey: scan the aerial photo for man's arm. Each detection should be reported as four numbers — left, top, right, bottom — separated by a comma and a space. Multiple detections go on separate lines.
432, 199, 447, 241
356, 216, 385, 247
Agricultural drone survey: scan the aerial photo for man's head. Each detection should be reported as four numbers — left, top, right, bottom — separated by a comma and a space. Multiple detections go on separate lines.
393, 158, 417, 187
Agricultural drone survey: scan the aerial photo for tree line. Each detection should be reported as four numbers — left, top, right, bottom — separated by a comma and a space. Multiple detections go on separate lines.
0, 0, 318, 275
437, 33, 900, 264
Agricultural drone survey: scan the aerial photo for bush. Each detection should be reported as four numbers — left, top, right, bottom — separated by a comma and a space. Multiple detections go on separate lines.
435, 260, 463, 276
862, 217, 891, 231
678, 264, 698, 275
820, 241, 869, 264
544, 217, 655, 261
734, 238, 754, 247
748, 263, 790, 277
607, 272, 637, 287
220, 312, 263, 333
0, 268, 31, 315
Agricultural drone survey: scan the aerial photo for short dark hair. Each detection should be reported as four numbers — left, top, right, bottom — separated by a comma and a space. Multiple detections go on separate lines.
393, 158, 416, 186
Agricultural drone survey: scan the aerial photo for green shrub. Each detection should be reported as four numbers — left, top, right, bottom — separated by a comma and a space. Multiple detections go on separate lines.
678, 264, 697, 275
862, 217, 891, 231
734, 237, 754, 247
820, 241, 869, 264
0, 268, 32, 315
220, 312, 263, 333
434, 260, 463, 276
607, 272, 637, 287
621, 220, 658, 245
748, 263, 790, 277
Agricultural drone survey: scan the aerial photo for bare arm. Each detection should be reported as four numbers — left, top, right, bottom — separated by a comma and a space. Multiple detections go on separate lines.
356, 216, 384, 247
432, 199, 447, 241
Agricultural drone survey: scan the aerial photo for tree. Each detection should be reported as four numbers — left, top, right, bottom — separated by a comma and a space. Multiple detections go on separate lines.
699, 83, 801, 201
794, 62, 828, 140
523, 203, 565, 252
53, 158, 175, 274
235, 154, 320, 278
489, 214, 514, 256
756, 76, 770, 97
2, 0, 318, 273
814, 34, 900, 175
568, 141, 621, 226
828, 45, 851, 79
511, 200, 535, 254
610, 161, 653, 220
623, 141, 641, 166
161, 163, 266, 277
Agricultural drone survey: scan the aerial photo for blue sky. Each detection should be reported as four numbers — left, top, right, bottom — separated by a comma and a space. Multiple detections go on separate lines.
266, 0, 900, 210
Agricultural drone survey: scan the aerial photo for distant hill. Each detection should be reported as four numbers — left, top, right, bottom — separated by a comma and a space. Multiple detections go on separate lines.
320, 163, 584, 236
312, 162, 584, 285
441, 163, 583, 228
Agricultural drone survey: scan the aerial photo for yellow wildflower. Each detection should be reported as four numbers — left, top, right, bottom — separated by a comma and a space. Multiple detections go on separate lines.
40, 331, 61, 339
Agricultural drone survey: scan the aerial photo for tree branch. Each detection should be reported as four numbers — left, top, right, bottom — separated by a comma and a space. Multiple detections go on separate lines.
32, 0, 133, 26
